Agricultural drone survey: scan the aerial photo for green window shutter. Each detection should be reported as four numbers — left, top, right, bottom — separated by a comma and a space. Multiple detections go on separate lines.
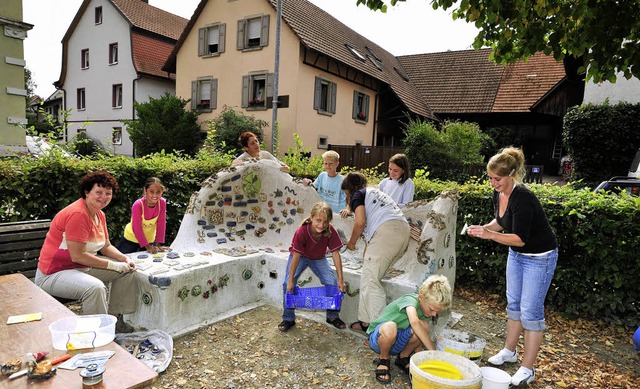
313, 77, 321, 111
241, 75, 249, 108
211, 79, 218, 110
191, 81, 197, 110
260, 15, 270, 47
237, 19, 245, 50
352, 91, 359, 119
266, 73, 274, 98
330, 82, 337, 114
198, 28, 205, 56
219, 23, 226, 53
364, 94, 370, 121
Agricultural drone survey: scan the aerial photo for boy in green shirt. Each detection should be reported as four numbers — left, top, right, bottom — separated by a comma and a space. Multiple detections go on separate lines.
367, 274, 452, 384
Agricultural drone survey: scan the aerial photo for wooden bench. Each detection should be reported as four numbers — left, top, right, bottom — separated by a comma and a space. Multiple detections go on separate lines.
0, 219, 51, 279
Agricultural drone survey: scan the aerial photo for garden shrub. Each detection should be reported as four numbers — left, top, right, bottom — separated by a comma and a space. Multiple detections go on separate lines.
203, 106, 268, 155
404, 119, 487, 182
563, 102, 640, 187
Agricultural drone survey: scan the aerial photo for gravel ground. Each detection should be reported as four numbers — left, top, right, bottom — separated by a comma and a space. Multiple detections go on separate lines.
145, 288, 638, 389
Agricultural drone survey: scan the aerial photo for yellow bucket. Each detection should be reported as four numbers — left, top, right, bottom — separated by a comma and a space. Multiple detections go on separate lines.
410, 350, 482, 389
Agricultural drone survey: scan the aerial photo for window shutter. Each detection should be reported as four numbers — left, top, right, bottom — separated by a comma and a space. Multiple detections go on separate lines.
237, 19, 245, 50
313, 77, 321, 111
352, 91, 359, 119
266, 73, 274, 98
198, 27, 205, 56
191, 81, 197, 109
260, 15, 270, 47
330, 82, 337, 114
211, 79, 218, 109
241, 75, 249, 108
364, 94, 370, 120
219, 23, 226, 53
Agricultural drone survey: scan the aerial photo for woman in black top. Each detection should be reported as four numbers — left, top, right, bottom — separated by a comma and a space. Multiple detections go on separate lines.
467, 147, 558, 386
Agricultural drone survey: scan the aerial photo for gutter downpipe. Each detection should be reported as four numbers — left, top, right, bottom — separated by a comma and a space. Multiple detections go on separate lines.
270, 0, 282, 154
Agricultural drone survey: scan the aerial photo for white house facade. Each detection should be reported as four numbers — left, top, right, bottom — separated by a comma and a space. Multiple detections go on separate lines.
56, 0, 186, 156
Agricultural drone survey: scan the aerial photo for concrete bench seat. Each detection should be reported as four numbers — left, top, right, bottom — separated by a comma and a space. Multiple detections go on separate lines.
124, 160, 459, 337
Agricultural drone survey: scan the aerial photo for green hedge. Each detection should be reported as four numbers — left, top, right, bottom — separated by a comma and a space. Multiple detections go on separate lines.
415, 177, 640, 326
1, 154, 637, 325
0, 153, 230, 245
563, 102, 640, 187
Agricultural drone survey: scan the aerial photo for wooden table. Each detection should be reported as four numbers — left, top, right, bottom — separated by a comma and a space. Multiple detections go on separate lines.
0, 273, 158, 388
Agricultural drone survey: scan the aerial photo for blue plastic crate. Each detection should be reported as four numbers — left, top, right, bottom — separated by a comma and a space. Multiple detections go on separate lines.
285, 285, 344, 310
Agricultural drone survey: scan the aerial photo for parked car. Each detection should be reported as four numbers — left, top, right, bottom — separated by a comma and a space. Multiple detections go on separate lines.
26, 135, 70, 157
594, 176, 640, 196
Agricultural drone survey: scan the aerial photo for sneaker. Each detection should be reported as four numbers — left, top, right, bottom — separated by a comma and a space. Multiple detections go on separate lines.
511, 366, 535, 387
487, 348, 517, 365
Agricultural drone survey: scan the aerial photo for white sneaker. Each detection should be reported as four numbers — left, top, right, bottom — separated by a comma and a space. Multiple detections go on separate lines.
511, 366, 535, 386
487, 348, 517, 365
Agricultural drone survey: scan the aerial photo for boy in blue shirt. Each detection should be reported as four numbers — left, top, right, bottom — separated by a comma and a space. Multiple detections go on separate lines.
366, 274, 452, 384
304, 150, 346, 214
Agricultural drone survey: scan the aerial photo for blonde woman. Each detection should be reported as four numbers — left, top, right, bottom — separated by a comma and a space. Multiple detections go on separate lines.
467, 146, 558, 386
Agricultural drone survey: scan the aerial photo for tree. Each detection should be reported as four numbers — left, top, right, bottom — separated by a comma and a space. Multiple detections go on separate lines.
24, 67, 36, 100
123, 93, 202, 157
202, 106, 268, 155
355, 0, 640, 83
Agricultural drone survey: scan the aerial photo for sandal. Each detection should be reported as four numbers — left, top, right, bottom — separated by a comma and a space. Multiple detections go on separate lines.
326, 317, 346, 329
278, 320, 295, 332
349, 320, 369, 332
374, 358, 391, 384
395, 354, 411, 375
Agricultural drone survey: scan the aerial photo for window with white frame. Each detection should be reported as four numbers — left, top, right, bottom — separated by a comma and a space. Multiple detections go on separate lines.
81, 49, 89, 69
191, 77, 218, 111
95, 6, 102, 24
198, 23, 226, 56
112, 127, 122, 145
237, 15, 269, 50
313, 77, 337, 115
77, 88, 85, 110
352, 91, 370, 122
241, 72, 273, 110
109, 43, 118, 64
112, 84, 122, 108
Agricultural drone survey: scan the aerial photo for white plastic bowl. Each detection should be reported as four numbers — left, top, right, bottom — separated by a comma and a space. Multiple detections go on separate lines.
49, 314, 116, 350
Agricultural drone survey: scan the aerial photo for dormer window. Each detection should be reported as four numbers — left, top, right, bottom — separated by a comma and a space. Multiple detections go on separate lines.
346, 44, 366, 62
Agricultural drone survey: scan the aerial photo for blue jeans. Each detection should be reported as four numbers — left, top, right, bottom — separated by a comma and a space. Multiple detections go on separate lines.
282, 254, 339, 321
506, 247, 558, 331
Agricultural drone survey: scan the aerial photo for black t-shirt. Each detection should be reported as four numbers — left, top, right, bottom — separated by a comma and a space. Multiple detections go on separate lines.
493, 185, 557, 253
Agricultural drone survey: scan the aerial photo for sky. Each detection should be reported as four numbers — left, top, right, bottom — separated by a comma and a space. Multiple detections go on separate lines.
22, 0, 479, 99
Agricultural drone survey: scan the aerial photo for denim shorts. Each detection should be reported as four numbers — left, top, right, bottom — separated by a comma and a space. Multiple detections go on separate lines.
506, 247, 558, 331
368, 323, 413, 356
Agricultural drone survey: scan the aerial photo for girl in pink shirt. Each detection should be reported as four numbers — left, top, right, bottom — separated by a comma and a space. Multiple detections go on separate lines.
117, 177, 169, 254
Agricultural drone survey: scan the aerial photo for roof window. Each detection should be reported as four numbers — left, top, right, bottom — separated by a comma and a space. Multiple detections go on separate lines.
345, 44, 366, 62
393, 66, 410, 82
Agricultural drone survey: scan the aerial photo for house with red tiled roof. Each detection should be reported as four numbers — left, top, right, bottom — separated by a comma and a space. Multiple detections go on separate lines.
165, 0, 581, 171
398, 49, 584, 172
54, 0, 187, 155
163, 0, 435, 155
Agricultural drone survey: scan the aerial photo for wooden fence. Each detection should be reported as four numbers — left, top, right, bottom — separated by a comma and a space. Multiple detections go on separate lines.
328, 145, 405, 173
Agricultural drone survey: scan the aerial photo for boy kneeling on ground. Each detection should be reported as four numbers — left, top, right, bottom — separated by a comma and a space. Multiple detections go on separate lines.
366, 274, 452, 384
